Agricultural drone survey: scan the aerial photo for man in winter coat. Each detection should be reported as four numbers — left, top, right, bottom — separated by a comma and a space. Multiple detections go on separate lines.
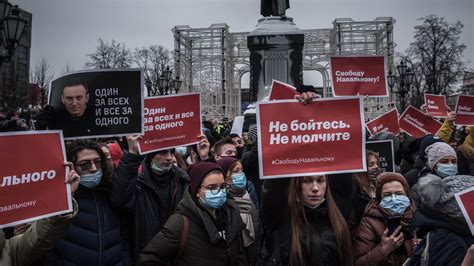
110, 135, 190, 261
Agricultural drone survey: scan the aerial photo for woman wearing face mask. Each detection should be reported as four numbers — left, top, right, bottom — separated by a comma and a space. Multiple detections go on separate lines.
217, 157, 263, 265
138, 162, 247, 265
352, 150, 381, 228
353, 172, 415, 266
422, 141, 458, 179
261, 175, 353, 265
42, 140, 127, 265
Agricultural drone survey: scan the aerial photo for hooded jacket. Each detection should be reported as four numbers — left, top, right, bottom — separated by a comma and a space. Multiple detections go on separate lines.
0, 200, 77, 266
353, 200, 415, 266
110, 151, 190, 261
137, 189, 245, 266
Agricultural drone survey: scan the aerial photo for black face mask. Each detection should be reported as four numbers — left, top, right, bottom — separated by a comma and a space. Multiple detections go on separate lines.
236, 147, 244, 159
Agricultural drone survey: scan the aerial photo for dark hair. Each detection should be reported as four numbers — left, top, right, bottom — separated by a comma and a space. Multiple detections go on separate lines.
354, 149, 379, 196
62, 78, 89, 94
229, 133, 240, 139
288, 176, 353, 266
66, 139, 111, 184
213, 136, 235, 156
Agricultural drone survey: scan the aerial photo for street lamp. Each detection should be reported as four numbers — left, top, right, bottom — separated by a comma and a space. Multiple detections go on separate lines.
157, 66, 182, 95
387, 60, 415, 111
0, 1, 27, 66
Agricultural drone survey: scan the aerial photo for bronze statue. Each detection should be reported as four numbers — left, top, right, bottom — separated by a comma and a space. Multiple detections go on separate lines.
261, 0, 290, 17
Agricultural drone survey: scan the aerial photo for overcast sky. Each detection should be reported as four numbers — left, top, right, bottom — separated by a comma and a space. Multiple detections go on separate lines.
16, 0, 474, 80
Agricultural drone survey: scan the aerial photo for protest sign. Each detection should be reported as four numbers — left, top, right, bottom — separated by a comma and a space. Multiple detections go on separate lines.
269, 80, 299, 100
366, 108, 400, 136
0, 131, 72, 228
49, 69, 143, 139
455, 95, 474, 126
330, 56, 388, 97
454, 187, 474, 236
231, 116, 245, 137
257, 97, 366, 179
424, 93, 448, 118
399, 106, 442, 138
366, 140, 395, 172
138, 93, 202, 154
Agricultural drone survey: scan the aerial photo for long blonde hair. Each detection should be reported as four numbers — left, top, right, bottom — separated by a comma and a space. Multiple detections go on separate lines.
288, 176, 354, 266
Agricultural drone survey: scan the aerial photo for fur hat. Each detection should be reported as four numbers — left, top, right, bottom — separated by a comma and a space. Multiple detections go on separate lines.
412, 174, 474, 220
425, 142, 457, 169
188, 162, 223, 194
375, 172, 411, 202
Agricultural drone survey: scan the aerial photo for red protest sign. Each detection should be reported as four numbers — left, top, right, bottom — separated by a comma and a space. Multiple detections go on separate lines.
399, 106, 442, 138
424, 94, 448, 118
269, 80, 299, 100
257, 97, 366, 179
138, 93, 202, 154
366, 108, 400, 136
455, 187, 474, 236
330, 56, 388, 97
0, 131, 72, 228
455, 95, 474, 126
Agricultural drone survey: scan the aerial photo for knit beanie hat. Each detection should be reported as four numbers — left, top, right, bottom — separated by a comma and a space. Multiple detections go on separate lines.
188, 162, 223, 194
425, 142, 457, 169
412, 174, 474, 220
418, 135, 443, 157
248, 125, 258, 144
108, 142, 123, 168
217, 157, 239, 176
375, 172, 411, 202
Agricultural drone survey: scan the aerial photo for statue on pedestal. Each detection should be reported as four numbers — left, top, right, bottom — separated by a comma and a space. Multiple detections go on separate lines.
261, 0, 290, 17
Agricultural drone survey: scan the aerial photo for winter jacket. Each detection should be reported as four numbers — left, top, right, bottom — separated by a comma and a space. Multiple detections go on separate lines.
241, 145, 261, 199
44, 184, 124, 265
261, 178, 347, 265
404, 156, 430, 188
353, 200, 415, 266
351, 179, 373, 231
137, 189, 246, 266
0, 200, 78, 266
437, 118, 453, 144
110, 151, 190, 261
408, 207, 474, 266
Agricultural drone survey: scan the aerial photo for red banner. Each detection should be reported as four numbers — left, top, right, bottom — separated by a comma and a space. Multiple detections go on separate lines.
455, 187, 474, 236
257, 97, 366, 179
399, 106, 442, 138
424, 93, 448, 118
0, 131, 72, 228
138, 93, 202, 154
366, 108, 400, 136
269, 80, 299, 100
330, 56, 388, 97
455, 95, 474, 126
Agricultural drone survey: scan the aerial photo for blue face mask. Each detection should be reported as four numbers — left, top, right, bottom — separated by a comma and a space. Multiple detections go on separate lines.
80, 170, 102, 188
151, 161, 170, 175
379, 194, 410, 215
201, 189, 227, 209
435, 163, 458, 178
231, 172, 247, 189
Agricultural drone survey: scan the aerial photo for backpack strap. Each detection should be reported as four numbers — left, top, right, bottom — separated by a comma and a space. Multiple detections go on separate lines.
170, 215, 189, 266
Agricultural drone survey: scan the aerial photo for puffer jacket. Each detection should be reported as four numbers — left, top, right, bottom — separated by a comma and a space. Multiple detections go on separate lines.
353, 200, 415, 266
44, 184, 124, 265
110, 151, 190, 261
0, 200, 77, 266
137, 189, 246, 266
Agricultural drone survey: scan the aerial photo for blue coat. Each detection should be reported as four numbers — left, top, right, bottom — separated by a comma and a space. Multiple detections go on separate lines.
44, 184, 124, 265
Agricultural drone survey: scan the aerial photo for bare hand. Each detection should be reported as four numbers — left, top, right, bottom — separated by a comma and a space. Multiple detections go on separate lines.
380, 227, 404, 256
13, 223, 32, 236
446, 111, 456, 122
197, 134, 210, 160
294, 92, 321, 105
420, 104, 428, 113
126, 135, 142, 154
65, 162, 80, 195
462, 245, 474, 266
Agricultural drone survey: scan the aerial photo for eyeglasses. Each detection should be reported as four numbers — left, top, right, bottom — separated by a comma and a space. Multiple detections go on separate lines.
76, 159, 102, 171
201, 183, 231, 195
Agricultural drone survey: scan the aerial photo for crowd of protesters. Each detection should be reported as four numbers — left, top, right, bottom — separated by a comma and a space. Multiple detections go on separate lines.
2, 91, 474, 266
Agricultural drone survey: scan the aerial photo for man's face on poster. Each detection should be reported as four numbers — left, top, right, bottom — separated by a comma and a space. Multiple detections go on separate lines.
61, 85, 89, 117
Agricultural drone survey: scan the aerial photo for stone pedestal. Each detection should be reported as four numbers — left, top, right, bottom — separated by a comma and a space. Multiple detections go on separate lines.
247, 17, 304, 102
